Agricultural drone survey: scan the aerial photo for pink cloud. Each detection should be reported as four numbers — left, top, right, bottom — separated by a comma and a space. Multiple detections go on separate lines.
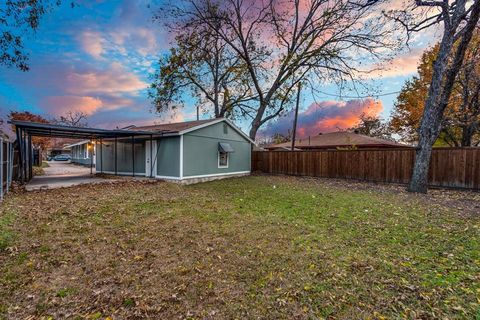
78, 31, 105, 59
259, 98, 383, 138
369, 47, 426, 78
42, 96, 103, 115
40, 95, 138, 116
65, 62, 147, 95
110, 28, 159, 56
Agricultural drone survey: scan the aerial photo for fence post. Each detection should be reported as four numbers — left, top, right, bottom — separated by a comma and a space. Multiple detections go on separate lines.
9, 143, 13, 190
1, 138, 3, 201
5, 140, 8, 194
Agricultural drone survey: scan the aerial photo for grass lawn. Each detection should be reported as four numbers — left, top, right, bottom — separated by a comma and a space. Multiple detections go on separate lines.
0, 175, 479, 319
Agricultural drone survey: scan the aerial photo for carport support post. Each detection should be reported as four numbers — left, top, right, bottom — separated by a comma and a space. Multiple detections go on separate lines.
100, 138, 103, 173
23, 131, 27, 182
131, 136, 135, 177
20, 129, 25, 183
15, 127, 23, 182
23, 132, 28, 181
150, 135, 153, 178
114, 137, 118, 176
90, 140, 93, 175
28, 134, 32, 181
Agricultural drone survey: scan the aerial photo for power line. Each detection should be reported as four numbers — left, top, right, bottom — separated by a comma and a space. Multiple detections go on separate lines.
313, 90, 401, 99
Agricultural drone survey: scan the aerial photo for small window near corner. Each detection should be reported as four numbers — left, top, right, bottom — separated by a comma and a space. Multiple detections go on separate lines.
218, 151, 229, 168
223, 123, 228, 134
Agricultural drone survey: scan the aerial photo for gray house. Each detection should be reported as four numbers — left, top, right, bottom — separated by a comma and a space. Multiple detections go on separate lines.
68, 140, 95, 166
96, 118, 254, 183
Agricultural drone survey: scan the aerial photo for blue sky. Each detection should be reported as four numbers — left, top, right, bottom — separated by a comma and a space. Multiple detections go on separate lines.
0, 0, 437, 137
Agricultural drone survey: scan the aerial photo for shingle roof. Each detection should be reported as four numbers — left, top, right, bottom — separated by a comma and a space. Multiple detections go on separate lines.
266, 131, 412, 150
131, 118, 220, 133
124, 118, 255, 144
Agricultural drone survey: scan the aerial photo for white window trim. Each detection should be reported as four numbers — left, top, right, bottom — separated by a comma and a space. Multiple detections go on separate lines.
179, 135, 184, 179
218, 151, 229, 168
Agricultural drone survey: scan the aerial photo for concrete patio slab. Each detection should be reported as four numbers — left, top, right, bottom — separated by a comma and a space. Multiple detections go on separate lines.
26, 161, 113, 191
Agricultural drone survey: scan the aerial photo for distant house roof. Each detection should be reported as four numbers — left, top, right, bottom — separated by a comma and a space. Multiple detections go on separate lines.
48, 138, 84, 150
64, 140, 91, 148
265, 131, 412, 150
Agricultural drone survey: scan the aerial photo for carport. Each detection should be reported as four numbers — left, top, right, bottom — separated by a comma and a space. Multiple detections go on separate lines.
9, 120, 158, 183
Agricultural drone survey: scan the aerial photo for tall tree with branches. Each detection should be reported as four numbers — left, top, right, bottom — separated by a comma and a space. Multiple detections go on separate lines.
388, 0, 480, 193
157, 0, 398, 139
150, 18, 254, 120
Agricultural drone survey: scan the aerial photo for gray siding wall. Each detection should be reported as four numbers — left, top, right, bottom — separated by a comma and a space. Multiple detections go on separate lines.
72, 157, 91, 166
71, 144, 92, 166
182, 122, 251, 177
97, 139, 145, 174
156, 136, 180, 177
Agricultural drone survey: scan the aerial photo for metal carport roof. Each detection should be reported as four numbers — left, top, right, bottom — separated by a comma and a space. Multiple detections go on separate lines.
9, 120, 156, 139
9, 120, 164, 183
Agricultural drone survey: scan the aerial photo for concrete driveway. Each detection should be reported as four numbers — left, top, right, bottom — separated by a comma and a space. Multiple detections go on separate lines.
26, 161, 111, 191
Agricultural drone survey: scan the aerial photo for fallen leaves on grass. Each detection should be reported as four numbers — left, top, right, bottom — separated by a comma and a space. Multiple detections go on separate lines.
0, 177, 479, 319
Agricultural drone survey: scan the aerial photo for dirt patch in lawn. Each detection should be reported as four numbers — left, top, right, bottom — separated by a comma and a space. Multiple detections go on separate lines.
1, 176, 479, 319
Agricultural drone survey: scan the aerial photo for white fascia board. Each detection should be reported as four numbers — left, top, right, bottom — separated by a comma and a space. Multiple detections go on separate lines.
179, 135, 184, 179
178, 118, 256, 145
177, 118, 225, 135
65, 139, 91, 148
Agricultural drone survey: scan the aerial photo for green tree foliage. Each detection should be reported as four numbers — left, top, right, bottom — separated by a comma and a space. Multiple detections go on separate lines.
0, 1, 72, 71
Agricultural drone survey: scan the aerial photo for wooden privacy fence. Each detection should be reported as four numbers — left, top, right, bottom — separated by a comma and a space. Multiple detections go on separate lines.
252, 148, 480, 190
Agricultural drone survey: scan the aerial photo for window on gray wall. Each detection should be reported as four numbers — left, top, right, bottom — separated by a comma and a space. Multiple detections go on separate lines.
218, 151, 228, 168
223, 123, 228, 134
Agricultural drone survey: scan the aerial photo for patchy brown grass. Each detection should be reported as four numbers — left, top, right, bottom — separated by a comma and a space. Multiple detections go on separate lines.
32, 162, 50, 177
0, 176, 479, 319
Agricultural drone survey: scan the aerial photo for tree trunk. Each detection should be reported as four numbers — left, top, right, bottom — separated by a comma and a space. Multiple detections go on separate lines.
249, 118, 261, 140
461, 124, 474, 146
408, 0, 480, 193
291, 83, 302, 151
408, 108, 443, 193
408, 49, 451, 193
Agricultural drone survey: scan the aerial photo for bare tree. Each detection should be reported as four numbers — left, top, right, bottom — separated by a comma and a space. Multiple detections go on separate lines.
54, 111, 88, 127
389, 0, 480, 193
150, 12, 256, 119
160, 0, 397, 139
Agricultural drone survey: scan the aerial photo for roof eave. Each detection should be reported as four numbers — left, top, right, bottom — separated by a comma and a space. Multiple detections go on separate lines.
178, 118, 256, 145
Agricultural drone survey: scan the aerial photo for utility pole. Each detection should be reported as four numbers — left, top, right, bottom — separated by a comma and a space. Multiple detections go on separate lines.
291, 82, 302, 151
196, 106, 199, 121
